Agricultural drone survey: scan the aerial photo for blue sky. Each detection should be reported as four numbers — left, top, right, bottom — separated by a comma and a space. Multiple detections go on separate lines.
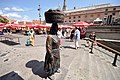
0, 0, 120, 21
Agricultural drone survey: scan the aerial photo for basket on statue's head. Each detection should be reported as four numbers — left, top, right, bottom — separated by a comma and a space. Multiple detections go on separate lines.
45, 9, 64, 23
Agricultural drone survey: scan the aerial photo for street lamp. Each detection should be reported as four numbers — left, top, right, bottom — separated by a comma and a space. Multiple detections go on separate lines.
38, 5, 41, 24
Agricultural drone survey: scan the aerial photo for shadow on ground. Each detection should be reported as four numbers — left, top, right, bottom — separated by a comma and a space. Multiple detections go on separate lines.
94, 47, 120, 62
26, 60, 47, 79
62, 46, 75, 49
0, 40, 20, 46
65, 40, 73, 42
0, 71, 24, 80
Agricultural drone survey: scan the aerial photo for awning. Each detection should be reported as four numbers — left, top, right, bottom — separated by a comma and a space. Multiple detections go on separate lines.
36, 24, 51, 29
72, 21, 90, 28
59, 25, 73, 29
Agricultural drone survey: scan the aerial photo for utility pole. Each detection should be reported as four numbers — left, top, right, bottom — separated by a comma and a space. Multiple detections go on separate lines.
38, 5, 41, 24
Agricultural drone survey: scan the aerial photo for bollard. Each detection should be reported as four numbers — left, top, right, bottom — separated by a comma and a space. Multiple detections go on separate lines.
112, 54, 118, 67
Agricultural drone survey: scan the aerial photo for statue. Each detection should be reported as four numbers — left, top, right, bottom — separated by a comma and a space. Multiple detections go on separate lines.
44, 8, 64, 80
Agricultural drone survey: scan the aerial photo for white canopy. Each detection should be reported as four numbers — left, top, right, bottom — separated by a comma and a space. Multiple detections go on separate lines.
94, 18, 102, 22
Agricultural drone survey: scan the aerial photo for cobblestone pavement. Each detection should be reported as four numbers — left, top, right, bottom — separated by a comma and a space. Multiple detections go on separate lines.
0, 34, 120, 80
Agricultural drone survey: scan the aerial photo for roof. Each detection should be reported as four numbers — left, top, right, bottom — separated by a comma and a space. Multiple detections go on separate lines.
64, 3, 115, 13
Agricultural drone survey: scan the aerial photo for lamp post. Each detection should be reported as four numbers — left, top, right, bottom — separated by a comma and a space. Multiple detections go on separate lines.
38, 5, 41, 24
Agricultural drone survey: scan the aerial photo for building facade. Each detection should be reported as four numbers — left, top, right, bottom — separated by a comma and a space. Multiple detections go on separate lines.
32, 20, 46, 25
0, 16, 16, 24
64, 4, 120, 25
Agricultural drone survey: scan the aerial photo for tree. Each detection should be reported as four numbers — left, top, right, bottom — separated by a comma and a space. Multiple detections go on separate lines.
0, 18, 9, 24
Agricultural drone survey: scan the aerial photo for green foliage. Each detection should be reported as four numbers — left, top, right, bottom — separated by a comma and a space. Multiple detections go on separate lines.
0, 18, 9, 24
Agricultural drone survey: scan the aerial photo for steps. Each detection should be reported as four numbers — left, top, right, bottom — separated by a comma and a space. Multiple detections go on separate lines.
63, 45, 120, 80
93, 46, 120, 80
1, 38, 120, 80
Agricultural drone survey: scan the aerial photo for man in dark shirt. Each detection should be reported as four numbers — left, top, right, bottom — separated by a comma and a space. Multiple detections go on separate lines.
89, 32, 96, 53
89, 32, 96, 41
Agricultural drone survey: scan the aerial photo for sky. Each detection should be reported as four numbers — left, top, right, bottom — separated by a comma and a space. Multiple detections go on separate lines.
0, 0, 120, 22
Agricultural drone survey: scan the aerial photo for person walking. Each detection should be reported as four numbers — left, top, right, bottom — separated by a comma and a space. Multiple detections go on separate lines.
89, 31, 96, 53
74, 27, 80, 49
30, 29, 35, 46
44, 23, 61, 80
70, 28, 75, 41
57, 28, 62, 49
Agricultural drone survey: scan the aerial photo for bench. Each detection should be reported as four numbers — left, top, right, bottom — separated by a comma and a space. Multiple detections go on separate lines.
0, 34, 22, 43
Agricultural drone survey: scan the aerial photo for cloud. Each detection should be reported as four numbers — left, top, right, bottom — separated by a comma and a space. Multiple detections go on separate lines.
0, 10, 3, 15
1, 7, 31, 21
4, 7, 10, 11
3, 12, 22, 18
2, 13, 30, 21
22, 15, 30, 21
11, 7, 24, 11
4, 7, 24, 12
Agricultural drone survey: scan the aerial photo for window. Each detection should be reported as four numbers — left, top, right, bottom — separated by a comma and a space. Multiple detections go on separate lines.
104, 18, 106, 20
73, 20, 75, 22
78, 16, 81, 18
73, 16, 75, 19
69, 20, 71, 22
112, 13, 115, 15
91, 15, 93, 17
105, 13, 108, 15
113, 8, 116, 10
85, 15, 87, 18
69, 17, 71, 19
112, 17, 114, 21
105, 9, 108, 11
78, 20, 80, 22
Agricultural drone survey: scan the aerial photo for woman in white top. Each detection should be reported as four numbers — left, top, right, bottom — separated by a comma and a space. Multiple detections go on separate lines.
57, 28, 62, 47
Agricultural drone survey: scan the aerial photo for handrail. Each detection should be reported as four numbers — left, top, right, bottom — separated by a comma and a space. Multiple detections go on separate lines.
96, 41, 120, 55
89, 38, 120, 66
